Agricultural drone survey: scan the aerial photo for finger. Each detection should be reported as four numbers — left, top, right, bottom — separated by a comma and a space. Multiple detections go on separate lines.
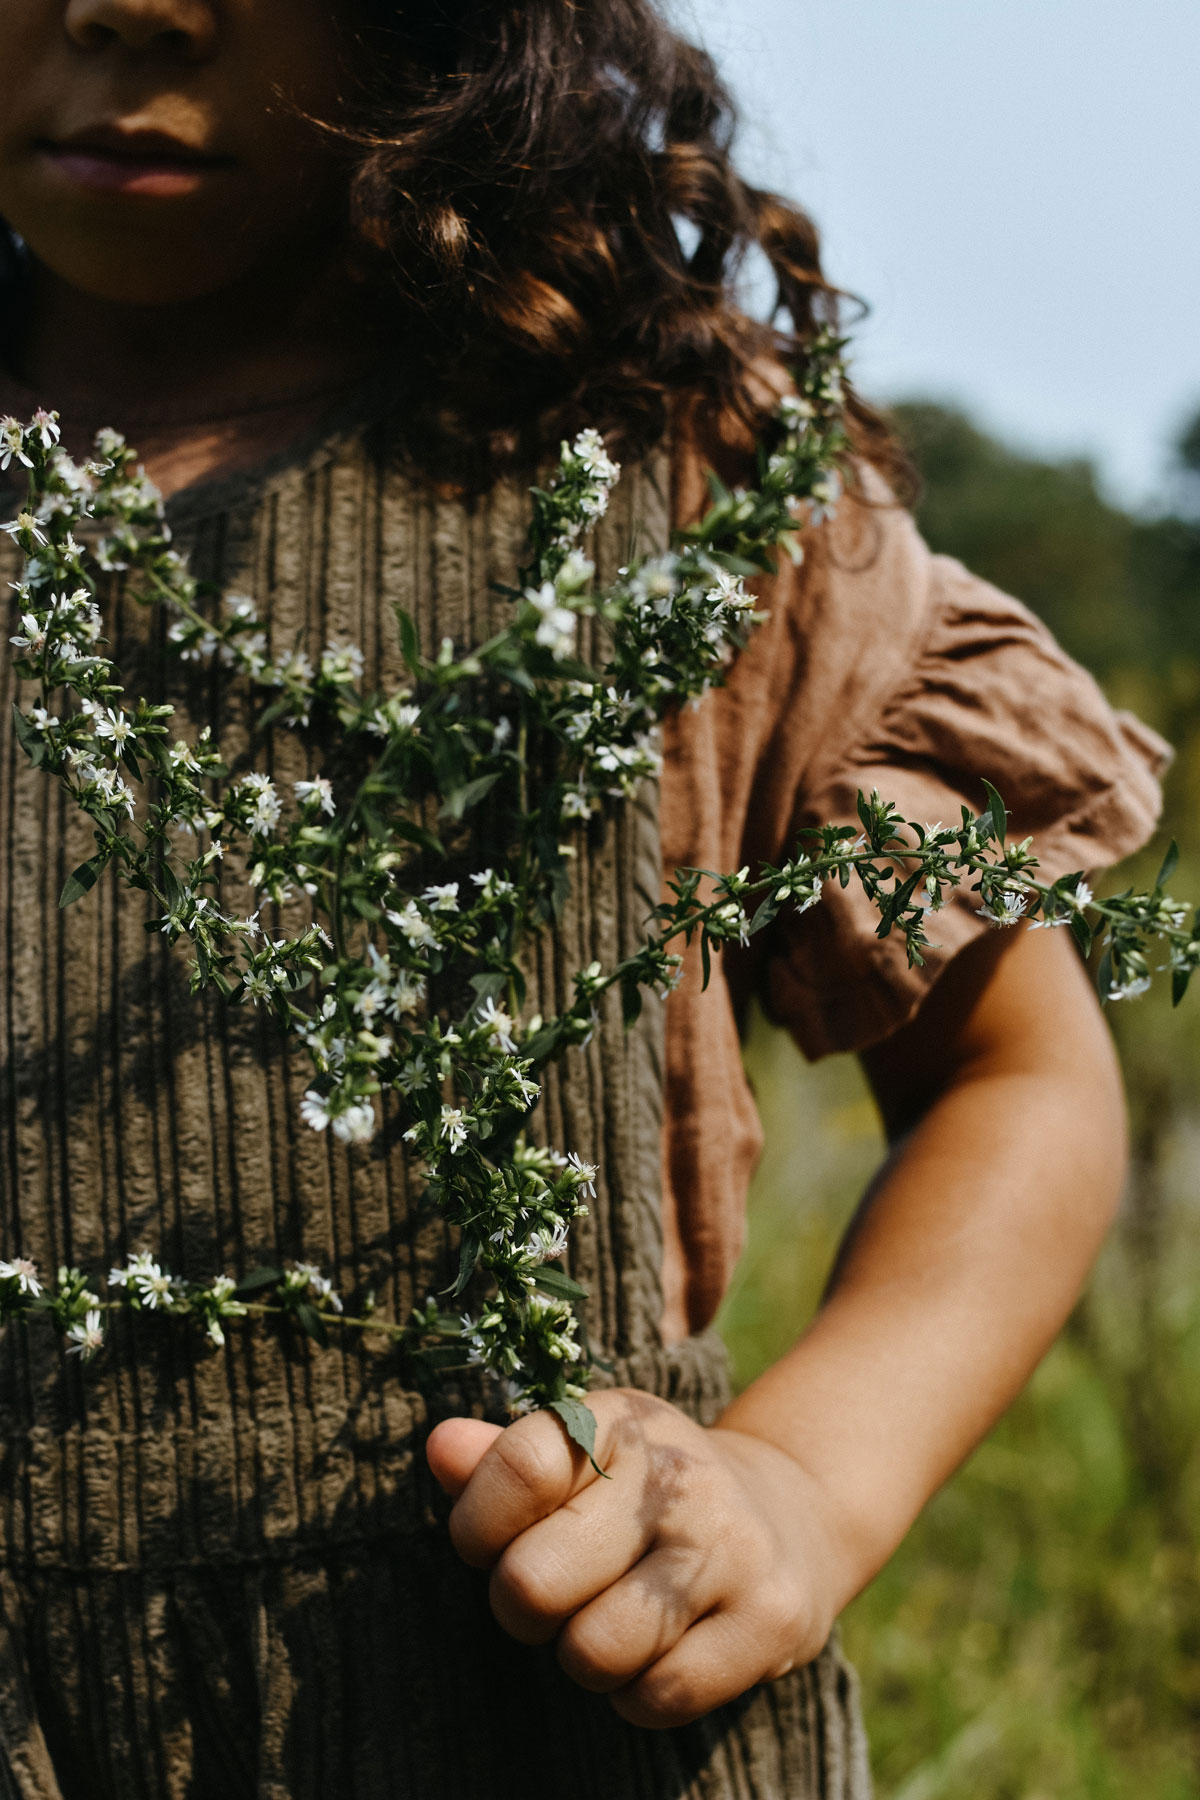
425, 1418, 504, 1498
555, 1543, 722, 1691
487, 1471, 666, 1644
449, 1405, 615, 1568
609, 1607, 790, 1731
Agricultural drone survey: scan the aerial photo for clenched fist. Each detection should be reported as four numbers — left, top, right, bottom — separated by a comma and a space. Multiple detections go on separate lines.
426, 1388, 848, 1729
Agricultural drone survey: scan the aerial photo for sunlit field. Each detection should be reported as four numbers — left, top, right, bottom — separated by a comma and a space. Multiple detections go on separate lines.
718, 404, 1200, 1797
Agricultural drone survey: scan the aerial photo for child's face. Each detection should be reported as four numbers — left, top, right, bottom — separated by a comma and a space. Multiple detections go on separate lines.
0, 0, 357, 307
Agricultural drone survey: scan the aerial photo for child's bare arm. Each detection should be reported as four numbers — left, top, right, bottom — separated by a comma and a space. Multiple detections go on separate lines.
427, 925, 1126, 1728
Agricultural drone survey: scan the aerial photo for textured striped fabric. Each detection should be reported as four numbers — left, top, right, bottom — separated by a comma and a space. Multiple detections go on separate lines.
0, 411, 871, 1797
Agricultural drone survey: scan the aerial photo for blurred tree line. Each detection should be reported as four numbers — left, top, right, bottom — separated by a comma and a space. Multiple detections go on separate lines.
720, 399, 1200, 1797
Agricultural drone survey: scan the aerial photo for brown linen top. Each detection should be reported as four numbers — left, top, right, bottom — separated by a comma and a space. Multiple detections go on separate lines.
0, 376, 1171, 1346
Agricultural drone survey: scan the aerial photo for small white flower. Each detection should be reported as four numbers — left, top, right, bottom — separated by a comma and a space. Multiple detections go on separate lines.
1108, 974, 1152, 1002
238, 772, 282, 835
565, 1152, 597, 1199
477, 996, 518, 1054
439, 1105, 469, 1153
66, 1309, 105, 1360
300, 1091, 332, 1132
4, 511, 48, 547
331, 1101, 376, 1144
92, 707, 133, 746
422, 882, 459, 913
977, 891, 1028, 927
0, 1257, 41, 1295
294, 777, 335, 817
388, 901, 438, 949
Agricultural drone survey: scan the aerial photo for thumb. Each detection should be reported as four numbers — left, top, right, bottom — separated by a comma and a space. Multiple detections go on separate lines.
426, 1417, 505, 1498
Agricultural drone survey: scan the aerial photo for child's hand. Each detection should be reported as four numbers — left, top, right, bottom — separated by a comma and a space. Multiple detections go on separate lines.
425, 1390, 847, 1729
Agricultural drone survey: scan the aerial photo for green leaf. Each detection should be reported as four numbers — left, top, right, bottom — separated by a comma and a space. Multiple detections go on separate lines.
440, 770, 502, 823
533, 1266, 590, 1303
448, 1234, 480, 1299
700, 931, 712, 991
981, 779, 1007, 844
294, 1301, 329, 1347
1155, 839, 1179, 890
748, 894, 781, 936
12, 703, 45, 768
235, 1265, 284, 1296
395, 606, 422, 676
1172, 966, 1192, 1007
59, 850, 110, 909
1069, 910, 1093, 958
620, 974, 643, 1028
161, 862, 182, 911
1097, 949, 1114, 1002
469, 971, 508, 1005
549, 1398, 609, 1478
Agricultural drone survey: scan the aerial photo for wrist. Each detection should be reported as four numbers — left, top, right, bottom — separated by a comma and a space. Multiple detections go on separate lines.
705, 1419, 863, 1649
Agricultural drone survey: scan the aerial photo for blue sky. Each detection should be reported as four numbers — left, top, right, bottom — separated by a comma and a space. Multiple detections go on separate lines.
675, 0, 1200, 507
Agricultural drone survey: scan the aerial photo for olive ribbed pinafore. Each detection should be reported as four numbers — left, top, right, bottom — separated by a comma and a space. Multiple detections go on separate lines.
0, 406, 871, 1799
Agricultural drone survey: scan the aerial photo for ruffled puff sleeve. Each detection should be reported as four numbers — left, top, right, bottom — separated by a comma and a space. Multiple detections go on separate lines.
761, 527, 1173, 1060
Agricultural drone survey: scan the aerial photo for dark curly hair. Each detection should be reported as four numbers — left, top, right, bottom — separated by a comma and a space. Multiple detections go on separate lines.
337, 0, 907, 488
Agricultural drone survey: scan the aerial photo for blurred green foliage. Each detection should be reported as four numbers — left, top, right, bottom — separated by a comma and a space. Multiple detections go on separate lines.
718, 400, 1200, 1796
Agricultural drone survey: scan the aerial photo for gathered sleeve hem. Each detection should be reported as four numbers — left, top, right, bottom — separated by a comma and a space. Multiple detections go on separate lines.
760, 550, 1172, 1060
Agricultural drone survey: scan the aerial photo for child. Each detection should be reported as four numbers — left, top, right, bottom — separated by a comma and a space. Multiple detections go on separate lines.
0, 2, 1169, 1796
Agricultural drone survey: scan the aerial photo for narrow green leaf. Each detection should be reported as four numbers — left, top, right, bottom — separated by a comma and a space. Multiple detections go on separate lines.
395, 606, 422, 676
1097, 948, 1114, 1002
549, 1398, 609, 1478
1068, 911, 1093, 958
534, 1266, 590, 1303
700, 931, 712, 991
1172, 966, 1192, 1007
12, 703, 45, 768
981, 779, 1007, 844
161, 862, 182, 911
294, 1301, 329, 1347
469, 971, 508, 1005
59, 851, 109, 909
747, 894, 781, 936
1155, 839, 1179, 891
449, 1234, 480, 1299
235, 1265, 284, 1296
620, 975, 643, 1028
440, 770, 502, 823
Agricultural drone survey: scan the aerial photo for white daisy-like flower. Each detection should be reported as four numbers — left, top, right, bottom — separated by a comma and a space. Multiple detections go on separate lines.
66, 1309, 105, 1360
238, 772, 282, 835
439, 1106, 469, 1153
565, 1152, 598, 1200
1108, 973, 1152, 1002
10, 615, 46, 654
0, 1257, 41, 1295
422, 882, 459, 913
477, 996, 518, 1054
291, 1262, 345, 1314
387, 901, 438, 949
300, 1091, 332, 1132
977, 891, 1028, 927
4, 511, 48, 547
294, 777, 335, 817
92, 707, 133, 746
331, 1101, 376, 1144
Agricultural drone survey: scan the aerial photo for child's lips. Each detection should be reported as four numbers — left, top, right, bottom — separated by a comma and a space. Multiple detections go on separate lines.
38, 129, 234, 199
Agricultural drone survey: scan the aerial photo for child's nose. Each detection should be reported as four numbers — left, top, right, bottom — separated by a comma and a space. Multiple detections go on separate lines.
64, 0, 218, 61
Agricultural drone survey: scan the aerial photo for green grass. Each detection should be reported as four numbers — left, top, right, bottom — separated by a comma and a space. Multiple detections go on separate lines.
718, 1008, 1200, 1798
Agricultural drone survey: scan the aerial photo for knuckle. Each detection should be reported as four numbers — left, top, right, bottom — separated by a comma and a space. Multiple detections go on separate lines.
613, 1669, 694, 1731
493, 1423, 557, 1503
492, 1544, 559, 1624
557, 1618, 622, 1692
